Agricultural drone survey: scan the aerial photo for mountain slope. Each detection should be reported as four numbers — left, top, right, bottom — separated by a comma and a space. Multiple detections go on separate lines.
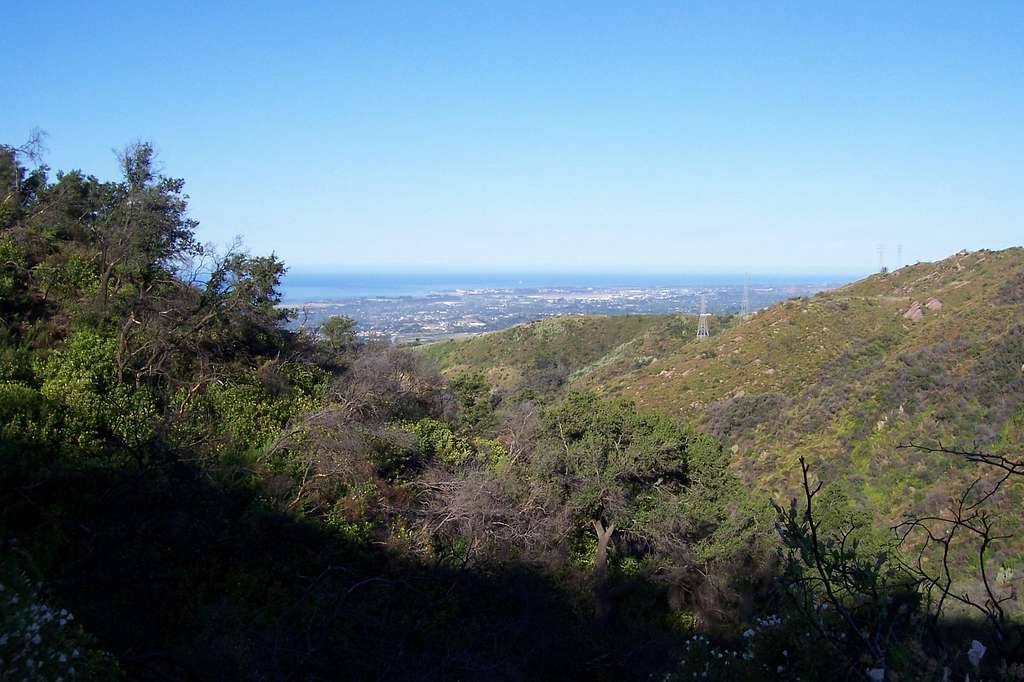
578, 248, 1024, 520
423, 248, 1024, 530
418, 314, 672, 397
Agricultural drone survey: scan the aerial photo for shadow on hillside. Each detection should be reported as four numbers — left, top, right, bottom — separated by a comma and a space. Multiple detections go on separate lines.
2, 450, 681, 681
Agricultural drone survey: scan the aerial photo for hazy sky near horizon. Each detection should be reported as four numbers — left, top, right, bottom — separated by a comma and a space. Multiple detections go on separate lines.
5, 2, 1023, 274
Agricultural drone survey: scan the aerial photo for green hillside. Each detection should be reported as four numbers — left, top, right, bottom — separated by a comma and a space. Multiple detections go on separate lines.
585, 250, 1024, 506
5, 139, 1022, 680
423, 249, 1024, 524
418, 314, 670, 397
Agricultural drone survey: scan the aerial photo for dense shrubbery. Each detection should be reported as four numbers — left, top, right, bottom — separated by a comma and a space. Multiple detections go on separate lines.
2, 139, 1021, 680
706, 392, 790, 443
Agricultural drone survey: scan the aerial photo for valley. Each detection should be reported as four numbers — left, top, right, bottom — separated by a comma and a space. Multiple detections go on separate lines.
421, 248, 1024, 526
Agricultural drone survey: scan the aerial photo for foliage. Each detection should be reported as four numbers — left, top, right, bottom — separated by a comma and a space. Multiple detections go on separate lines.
706, 392, 790, 443
403, 417, 475, 466
538, 390, 691, 532
4, 137, 1023, 680
419, 314, 665, 398
318, 314, 357, 355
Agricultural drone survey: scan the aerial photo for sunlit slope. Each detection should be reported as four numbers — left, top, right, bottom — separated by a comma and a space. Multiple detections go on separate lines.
576, 248, 1024, 517
418, 314, 672, 397
419, 248, 1024, 521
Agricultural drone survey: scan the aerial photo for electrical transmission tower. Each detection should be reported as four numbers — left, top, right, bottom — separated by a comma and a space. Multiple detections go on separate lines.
741, 274, 750, 318
878, 243, 887, 274
896, 243, 903, 269
696, 294, 710, 338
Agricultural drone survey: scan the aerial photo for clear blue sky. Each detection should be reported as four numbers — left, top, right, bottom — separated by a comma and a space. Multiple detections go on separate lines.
5, 2, 1023, 274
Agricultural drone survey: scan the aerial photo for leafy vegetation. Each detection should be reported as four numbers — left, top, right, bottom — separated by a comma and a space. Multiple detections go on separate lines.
418, 314, 667, 399
2, 138, 1021, 680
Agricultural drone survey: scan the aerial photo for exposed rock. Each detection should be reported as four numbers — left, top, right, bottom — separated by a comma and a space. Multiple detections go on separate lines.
925, 297, 943, 310
903, 301, 924, 321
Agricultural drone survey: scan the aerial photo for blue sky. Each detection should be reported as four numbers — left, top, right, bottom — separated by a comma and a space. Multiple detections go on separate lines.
4, 2, 1023, 274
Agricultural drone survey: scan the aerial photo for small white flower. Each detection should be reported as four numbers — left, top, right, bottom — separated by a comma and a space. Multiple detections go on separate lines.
743, 628, 755, 638
866, 668, 885, 681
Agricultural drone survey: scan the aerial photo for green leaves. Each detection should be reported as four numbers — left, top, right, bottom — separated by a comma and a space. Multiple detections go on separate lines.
38, 330, 159, 453
319, 315, 357, 355
540, 390, 692, 529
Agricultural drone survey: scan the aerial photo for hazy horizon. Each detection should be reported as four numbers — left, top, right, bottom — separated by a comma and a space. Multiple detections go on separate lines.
284, 264, 868, 277
279, 268, 857, 304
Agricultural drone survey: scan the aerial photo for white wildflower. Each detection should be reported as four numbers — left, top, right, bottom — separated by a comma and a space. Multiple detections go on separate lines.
866, 668, 885, 681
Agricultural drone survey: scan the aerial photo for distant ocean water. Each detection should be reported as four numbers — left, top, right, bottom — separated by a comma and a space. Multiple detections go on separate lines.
281, 271, 859, 304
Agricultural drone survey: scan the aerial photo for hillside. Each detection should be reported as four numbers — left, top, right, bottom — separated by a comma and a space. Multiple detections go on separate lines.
417, 314, 672, 397
5, 138, 1022, 679
424, 248, 1024, 523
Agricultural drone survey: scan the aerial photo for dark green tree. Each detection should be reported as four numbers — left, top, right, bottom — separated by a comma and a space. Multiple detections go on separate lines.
536, 390, 692, 621
319, 315, 358, 355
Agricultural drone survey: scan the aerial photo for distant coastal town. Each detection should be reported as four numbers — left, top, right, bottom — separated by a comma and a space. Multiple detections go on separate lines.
285, 281, 837, 343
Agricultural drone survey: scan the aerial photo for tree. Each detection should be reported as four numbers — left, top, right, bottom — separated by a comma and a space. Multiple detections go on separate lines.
448, 371, 496, 434
536, 390, 692, 621
89, 142, 198, 315
319, 315, 357, 355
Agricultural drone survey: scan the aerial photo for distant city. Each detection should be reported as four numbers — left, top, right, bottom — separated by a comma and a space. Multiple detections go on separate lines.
282, 274, 852, 343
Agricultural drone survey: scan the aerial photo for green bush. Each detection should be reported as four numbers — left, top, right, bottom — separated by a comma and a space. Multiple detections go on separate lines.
36, 330, 160, 453
0, 382, 51, 447
403, 417, 475, 466
204, 365, 326, 453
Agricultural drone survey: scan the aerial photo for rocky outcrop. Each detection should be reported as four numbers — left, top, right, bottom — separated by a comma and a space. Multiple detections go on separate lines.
903, 301, 924, 321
